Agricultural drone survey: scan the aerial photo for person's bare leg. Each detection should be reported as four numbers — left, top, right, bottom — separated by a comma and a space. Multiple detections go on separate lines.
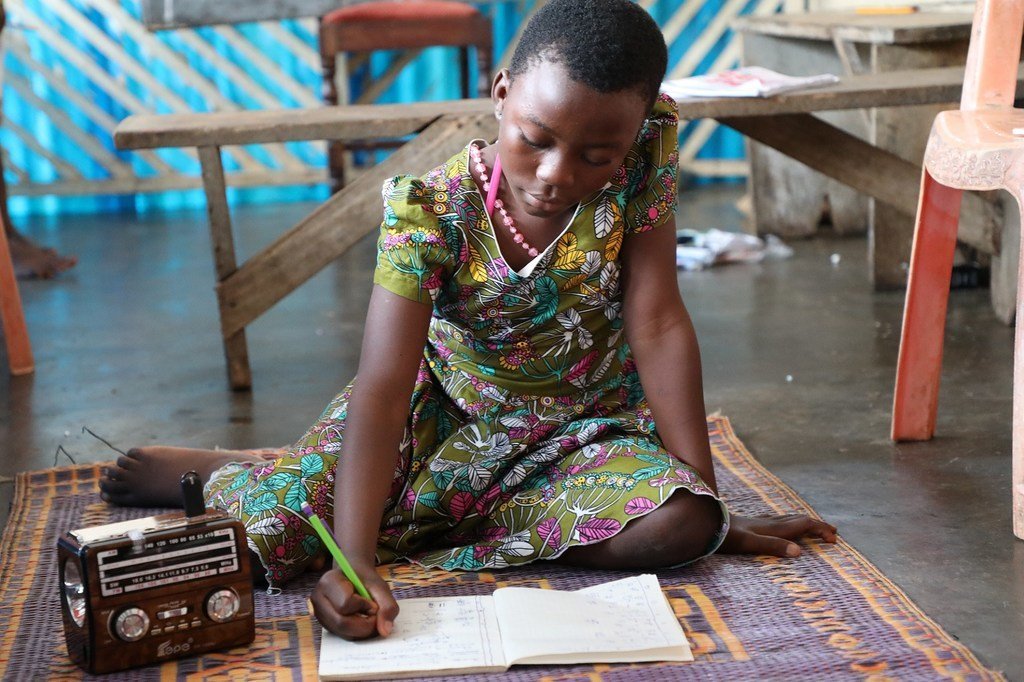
0, 6, 75, 280
8, 228, 77, 279
0, 148, 76, 279
99, 446, 268, 508
555, 491, 723, 569
556, 490, 838, 568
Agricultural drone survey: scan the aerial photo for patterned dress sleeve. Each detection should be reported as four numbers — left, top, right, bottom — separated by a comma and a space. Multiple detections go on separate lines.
373, 173, 461, 304
618, 93, 680, 235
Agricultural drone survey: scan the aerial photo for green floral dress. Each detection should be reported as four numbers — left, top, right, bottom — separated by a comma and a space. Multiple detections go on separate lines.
205, 95, 728, 588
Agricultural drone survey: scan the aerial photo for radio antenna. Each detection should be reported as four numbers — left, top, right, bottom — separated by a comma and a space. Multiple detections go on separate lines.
180, 471, 206, 517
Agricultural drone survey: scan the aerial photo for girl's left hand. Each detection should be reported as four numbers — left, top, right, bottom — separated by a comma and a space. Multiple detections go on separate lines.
718, 514, 838, 558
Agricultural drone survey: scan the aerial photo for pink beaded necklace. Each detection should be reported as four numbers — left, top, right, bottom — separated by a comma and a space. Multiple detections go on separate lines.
470, 143, 540, 258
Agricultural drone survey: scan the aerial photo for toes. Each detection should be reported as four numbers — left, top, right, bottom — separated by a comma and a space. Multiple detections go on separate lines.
810, 520, 838, 543
790, 517, 837, 540
748, 516, 807, 540
767, 516, 837, 543
115, 451, 144, 471
101, 491, 133, 506
788, 519, 836, 544
747, 533, 799, 558
100, 465, 123, 484
98, 477, 130, 495
98, 477, 135, 506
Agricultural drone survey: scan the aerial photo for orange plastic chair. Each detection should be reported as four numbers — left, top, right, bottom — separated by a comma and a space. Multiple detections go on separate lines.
0, 6, 31, 377
891, 0, 1023, 538
0, 218, 33, 376
0, 8, 32, 375
319, 1, 493, 192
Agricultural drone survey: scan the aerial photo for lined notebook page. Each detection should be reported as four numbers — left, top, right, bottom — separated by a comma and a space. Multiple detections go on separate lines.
319, 595, 506, 680
494, 574, 692, 665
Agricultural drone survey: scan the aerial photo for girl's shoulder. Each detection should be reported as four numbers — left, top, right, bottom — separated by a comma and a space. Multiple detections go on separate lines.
375, 149, 473, 303
381, 146, 474, 216
644, 92, 680, 130
608, 94, 678, 189
376, 147, 474, 260
610, 94, 679, 235
632, 93, 679, 159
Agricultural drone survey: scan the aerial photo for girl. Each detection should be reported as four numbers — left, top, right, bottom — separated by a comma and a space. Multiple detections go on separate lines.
100, 0, 836, 642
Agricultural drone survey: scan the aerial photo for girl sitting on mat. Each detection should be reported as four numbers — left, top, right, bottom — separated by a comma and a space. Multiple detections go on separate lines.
100, 0, 836, 641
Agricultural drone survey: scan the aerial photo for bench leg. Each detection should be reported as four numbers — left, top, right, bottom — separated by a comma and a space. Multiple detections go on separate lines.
0, 212, 32, 376
198, 146, 251, 391
892, 169, 961, 442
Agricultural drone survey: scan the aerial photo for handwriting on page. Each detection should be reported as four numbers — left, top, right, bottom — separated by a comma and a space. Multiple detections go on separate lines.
495, 574, 687, 663
319, 595, 505, 677
574, 574, 683, 648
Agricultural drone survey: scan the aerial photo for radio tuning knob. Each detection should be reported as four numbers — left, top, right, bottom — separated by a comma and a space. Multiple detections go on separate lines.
206, 588, 241, 623
113, 607, 150, 642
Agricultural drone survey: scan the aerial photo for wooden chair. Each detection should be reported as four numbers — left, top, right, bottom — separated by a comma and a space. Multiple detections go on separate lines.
319, 0, 492, 192
891, 0, 1024, 538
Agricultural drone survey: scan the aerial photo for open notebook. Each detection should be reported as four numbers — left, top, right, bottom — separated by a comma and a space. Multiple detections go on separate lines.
318, 574, 692, 680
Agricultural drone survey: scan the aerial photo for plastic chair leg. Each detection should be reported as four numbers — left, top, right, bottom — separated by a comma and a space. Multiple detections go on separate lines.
1014, 298, 1024, 538
892, 169, 962, 441
1009, 193, 1024, 539
0, 222, 32, 375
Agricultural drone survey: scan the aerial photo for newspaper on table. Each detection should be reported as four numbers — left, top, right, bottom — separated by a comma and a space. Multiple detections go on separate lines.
663, 67, 839, 99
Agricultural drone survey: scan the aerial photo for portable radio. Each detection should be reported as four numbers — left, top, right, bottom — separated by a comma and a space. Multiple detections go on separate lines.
57, 472, 255, 674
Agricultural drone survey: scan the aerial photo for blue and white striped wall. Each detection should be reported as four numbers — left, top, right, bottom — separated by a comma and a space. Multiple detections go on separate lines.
4, 0, 771, 216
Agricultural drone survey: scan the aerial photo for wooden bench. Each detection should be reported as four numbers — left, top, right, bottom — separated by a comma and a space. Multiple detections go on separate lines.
114, 64, 1023, 390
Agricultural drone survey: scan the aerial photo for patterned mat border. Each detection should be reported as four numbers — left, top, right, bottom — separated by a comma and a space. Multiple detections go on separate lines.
0, 416, 1004, 680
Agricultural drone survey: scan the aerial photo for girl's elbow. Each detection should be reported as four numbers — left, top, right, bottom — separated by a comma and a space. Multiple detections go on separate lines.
625, 306, 692, 346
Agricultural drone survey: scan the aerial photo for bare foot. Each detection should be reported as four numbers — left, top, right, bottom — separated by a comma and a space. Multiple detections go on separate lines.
99, 446, 266, 508
719, 513, 838, 558
8, 229, 77, 279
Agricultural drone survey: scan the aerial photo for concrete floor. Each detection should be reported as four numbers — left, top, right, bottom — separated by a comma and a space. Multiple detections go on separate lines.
1, 185, 1021, 677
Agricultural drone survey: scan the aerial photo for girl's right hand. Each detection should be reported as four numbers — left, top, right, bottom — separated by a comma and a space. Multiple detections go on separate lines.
310, 567, 399, 640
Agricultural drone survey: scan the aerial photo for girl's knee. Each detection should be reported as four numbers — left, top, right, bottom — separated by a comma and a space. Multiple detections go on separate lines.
644, 491, 722, 567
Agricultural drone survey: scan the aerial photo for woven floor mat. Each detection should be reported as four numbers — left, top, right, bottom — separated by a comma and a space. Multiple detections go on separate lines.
0, 416, 1003, 680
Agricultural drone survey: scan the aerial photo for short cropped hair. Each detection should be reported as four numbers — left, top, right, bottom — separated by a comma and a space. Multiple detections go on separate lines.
508, 0, 668, 109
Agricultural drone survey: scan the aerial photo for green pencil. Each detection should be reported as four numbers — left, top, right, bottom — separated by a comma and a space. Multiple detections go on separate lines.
301, 502, 373, 601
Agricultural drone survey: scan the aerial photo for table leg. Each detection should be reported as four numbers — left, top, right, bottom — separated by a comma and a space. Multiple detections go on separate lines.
215, 114, 495, 339
198, 145, 251, 391
719, 113, 1002, 287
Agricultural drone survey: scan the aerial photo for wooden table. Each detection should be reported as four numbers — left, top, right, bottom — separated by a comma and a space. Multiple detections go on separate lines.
114, 64, 1019, 389
139, 0, 512, 30
735, 11, 976, 290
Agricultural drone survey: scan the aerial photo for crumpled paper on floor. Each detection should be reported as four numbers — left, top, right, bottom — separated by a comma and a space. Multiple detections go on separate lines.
676, 228, 793, 271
